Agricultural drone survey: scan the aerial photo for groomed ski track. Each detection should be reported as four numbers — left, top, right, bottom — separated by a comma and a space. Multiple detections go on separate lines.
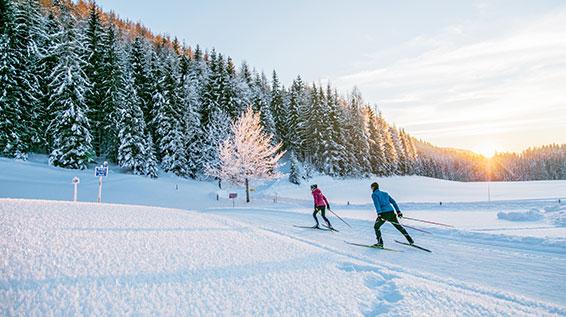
205, 207, 566, 315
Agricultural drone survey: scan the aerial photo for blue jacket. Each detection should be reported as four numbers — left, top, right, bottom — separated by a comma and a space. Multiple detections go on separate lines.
371, 189, 400, 214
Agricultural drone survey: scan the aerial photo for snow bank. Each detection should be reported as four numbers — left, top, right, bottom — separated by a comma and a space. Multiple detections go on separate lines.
262, 174, 566, 204
543, 204, 566, 212
548, 212, 566, 227
497, 209, 544, 222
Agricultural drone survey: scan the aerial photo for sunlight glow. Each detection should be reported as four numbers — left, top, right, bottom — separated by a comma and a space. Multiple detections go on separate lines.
474, 143, 498, 158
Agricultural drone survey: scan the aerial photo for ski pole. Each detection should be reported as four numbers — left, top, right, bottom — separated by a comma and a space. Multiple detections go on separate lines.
328, 209, 352, 228
389, 221, 432, 234
402, 216, 454, 228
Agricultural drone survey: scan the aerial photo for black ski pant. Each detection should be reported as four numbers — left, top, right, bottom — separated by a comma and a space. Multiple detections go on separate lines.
374, 211, 413, 244
313, 206, 331, 227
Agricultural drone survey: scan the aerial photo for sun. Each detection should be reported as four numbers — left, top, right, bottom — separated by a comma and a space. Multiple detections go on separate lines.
473, 143, 498, 158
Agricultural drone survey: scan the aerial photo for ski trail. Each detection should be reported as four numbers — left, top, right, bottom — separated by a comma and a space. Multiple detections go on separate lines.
205, 207, 566, 315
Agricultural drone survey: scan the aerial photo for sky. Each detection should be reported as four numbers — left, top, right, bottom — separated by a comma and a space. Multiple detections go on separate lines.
96, 0, 566, 155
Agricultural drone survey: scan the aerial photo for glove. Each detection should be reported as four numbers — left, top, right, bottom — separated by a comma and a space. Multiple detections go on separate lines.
326, 204, 331, 210
397, 211, 403, 218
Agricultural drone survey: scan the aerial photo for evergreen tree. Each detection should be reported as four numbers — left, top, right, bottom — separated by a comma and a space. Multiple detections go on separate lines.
288, 151, 302, 185
152, 49, 187, 176
83, 1, 106, 156
375, 112, 397, 175
17, 0, 46, 153
0, 0, 45, 159
320, 85, 345, 176
390, 127, 408, 174
366, 107, 387, 176
202, 109, 231, 173
300, 83, 325, 168
48, 3, 94, 169
253, 72, 276, 137
181, 54, 206, 178
37, 11, 61, 153
200, 48, 221, 128
286, 76, 304, 153
341, 87, 371, 175
98, 26, 123, 161
271, 70, 286, 144
220, 55, 238, 118
129, 37, 153, 126
144, 134, 159, 178
117, 68, 149, 175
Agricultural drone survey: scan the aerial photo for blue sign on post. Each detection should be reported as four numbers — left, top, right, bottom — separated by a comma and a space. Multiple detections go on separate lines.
95, 166, 108, 177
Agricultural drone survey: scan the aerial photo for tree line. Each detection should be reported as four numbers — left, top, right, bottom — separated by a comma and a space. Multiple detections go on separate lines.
416, 142, 566, 181
1, 0, 564, 182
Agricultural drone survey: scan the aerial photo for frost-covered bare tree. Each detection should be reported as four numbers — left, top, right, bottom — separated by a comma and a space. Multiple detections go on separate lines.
207, 106, 284, 202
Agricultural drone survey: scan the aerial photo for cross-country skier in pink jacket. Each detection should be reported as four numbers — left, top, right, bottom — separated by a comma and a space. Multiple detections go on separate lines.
311, 184, 333, 229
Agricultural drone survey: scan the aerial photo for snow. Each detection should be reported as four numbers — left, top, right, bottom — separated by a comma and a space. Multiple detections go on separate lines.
497, 209, 544, 221
262, 174, 566, 204
1, 156, 566, 315
549, 212, 566, 227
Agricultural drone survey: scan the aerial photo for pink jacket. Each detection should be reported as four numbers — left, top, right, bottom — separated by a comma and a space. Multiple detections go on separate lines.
312, 188, 329, 207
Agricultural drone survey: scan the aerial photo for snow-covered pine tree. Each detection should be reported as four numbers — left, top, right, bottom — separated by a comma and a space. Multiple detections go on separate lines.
207, 106, 284, 202
220, 55, 238, 118
376, 112, 397, 175
399, 129, 417, 174
144, 133, 159, 178
47, 3, 94, 169
117, 66, 149, 175
15, 0, 46, 154
200, 48, 221, 128
202, 109, 231, 173
288, 150, 302, 185
0, 16, 27, 158
98, 25, 123, 161
390, 126, 408, 175
365, 106, 387, 176
0, 0, 45, 159
253, 72, 276, 139
83, 1, 106, 157
407, 133, 419, 174
129, 37, 153, 126
147, 45, 166, 154
181, 54, 205, 178
36, 11, 60, 153
286, 76, 305, 153
320, 84, 346, 176
152, 47, 187, 176
229, 62, 252, 117
341, 87, 371, 176
299, 83, 325, 169
270, 70, 287, 145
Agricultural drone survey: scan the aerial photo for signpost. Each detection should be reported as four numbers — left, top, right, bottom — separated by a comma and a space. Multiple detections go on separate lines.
229, 193, 237, 207
72, 176, 80, 202
95, 161, 109, 203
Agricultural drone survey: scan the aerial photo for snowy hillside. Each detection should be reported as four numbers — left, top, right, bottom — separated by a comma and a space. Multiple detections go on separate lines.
1, 157, 566, 316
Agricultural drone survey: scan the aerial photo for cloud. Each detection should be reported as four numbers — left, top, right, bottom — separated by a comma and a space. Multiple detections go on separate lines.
334, 8, 566, 152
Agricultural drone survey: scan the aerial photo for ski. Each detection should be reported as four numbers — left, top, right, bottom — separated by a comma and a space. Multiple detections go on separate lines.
345, 241, 402, 252
321, 224, 339, 232
394, 240, 432, 253
293, 225, 331, 231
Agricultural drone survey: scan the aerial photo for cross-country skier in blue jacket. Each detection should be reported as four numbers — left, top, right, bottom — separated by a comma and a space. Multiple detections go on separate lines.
371, 182, 414, 247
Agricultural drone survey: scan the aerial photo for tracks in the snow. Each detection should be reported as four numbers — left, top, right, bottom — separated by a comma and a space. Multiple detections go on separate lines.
205, 208, 566, 315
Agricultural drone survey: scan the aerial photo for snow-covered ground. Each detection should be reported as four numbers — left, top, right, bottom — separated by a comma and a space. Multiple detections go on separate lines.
1, 156, 566, 316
